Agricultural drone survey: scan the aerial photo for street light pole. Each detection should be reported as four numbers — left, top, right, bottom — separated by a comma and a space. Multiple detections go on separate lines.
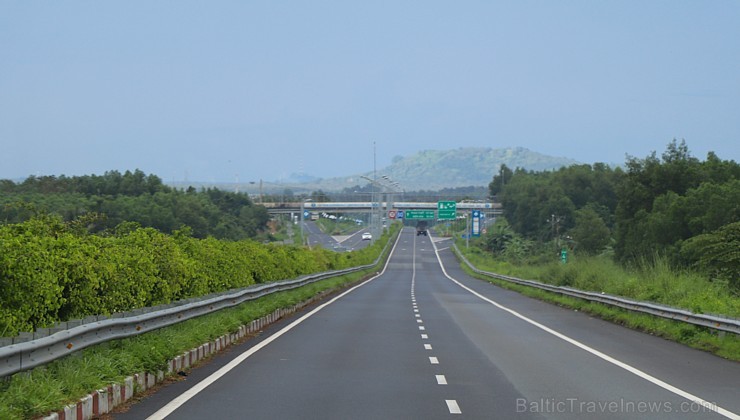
300, 200, 305, 246
361, 174, 403, 238
361, 175, 380, 241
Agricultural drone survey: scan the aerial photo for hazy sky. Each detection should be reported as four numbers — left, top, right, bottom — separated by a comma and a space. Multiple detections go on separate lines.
1, 1, 738, 183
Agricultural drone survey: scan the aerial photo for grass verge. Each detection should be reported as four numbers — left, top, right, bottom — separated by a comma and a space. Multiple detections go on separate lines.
0, 266, 382, 420
455, 248, 739, 362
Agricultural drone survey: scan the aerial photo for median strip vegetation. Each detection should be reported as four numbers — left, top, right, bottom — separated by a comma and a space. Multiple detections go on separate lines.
0, 214, 382, 336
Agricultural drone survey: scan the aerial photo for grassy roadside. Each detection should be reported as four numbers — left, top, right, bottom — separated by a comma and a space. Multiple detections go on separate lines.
0, 267, 382, 420
315, 217, 365, 236
453, 243, 740, 361
0, 225, 398, 420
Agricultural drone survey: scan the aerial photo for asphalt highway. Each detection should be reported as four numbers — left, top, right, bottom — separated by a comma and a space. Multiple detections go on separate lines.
116, 227, 739, 419
302, 220, 371, 252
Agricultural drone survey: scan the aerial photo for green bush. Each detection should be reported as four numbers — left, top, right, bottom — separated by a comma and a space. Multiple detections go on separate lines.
0, 216, 386, 336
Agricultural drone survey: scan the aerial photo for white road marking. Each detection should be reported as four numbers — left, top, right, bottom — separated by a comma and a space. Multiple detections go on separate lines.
430, 236, 739, 420
143, 230, 407, 419
419, 233, 463, 416
419, 326, 426, 331
416, 319, 423, 323
446, 399, 461, 414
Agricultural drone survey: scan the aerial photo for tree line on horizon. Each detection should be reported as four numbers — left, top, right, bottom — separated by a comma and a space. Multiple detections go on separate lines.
0, 169, 270, 240
486, 140, 739, 291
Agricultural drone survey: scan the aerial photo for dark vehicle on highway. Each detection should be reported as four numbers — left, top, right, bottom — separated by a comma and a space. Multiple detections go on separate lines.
416, 221, 428, 236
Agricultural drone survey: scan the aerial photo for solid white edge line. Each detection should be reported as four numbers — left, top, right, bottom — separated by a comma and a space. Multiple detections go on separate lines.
430, 236, 739, 420
412, 226, 417, 298
146, 230, 405, 420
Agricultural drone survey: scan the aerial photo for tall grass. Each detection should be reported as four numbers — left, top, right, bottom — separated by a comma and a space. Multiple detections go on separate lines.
460, 245, 739, 318
458, 245, 739, 360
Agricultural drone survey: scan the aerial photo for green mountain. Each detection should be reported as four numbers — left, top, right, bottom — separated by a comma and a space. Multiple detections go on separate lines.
382, 147, 577, 189
304, 147, 579, 192
199, 147, 580, 194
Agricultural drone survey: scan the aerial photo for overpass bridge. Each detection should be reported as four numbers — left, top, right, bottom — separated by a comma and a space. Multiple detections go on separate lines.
262, 201, 503, 218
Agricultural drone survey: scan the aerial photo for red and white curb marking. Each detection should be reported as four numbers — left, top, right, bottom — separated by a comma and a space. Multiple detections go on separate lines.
40, 303, 311, 420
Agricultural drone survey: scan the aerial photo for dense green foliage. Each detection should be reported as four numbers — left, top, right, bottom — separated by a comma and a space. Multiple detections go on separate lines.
615, 143, 740, 264
486, 140, 739, 292
490, 162, 620, 241
0, 214, 381, 336
0, 265, 383, 420
0, 170, 270, 240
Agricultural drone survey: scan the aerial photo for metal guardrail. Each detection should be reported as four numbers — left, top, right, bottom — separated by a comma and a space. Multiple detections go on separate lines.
0, 233, 396, 379
452, 244, 740, 335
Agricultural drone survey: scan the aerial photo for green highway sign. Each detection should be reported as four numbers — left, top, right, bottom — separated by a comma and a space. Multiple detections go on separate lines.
437, 201, 457, 220
405, 210, 435, 220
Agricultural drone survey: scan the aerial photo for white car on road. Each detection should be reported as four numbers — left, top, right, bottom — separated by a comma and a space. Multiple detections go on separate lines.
361, 232, 372, 240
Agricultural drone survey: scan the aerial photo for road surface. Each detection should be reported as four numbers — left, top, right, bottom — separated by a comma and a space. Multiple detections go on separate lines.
115, 227, 740, 419
302, 221, 371, 252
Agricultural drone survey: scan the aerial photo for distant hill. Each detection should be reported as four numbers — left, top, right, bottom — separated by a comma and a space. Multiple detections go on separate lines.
381, 147, 577, 190
298, 147, 579, 192
174, 147, 580, 193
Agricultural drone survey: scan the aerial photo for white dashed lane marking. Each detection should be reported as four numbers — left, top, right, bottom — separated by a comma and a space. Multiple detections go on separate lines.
413, 232, 462, 415
446, 399, 462, 414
